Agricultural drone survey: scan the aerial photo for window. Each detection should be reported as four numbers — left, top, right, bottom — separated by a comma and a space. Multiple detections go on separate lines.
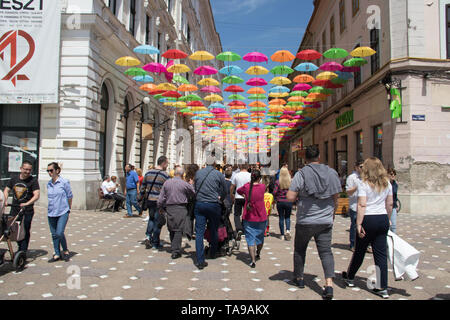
187, 25, 191, 44
353, 44, 361, 88
339, 0, 346, 33
108, 0, 117, 15
100, 83, 109, 178
330, 15, 335, 47
145, 15, 151, 45
370, 28, 380, 74
447, 5, 450, 59
322, 30, 327, 53
129, 0, 136, 36
167, 0, 173, 13
356, 130, 363, 162
332, 138, 337, 170
352, 0, 360, 17
157, 32, 162, 63
373, 125, 383, 162
324, 141, 329, 165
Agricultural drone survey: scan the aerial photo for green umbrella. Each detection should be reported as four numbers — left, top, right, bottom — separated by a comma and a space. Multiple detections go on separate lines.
296, 110, 304, 115
266, 118, 280, 123
264, 125, 275, 129
343, 57, 368, 67
173, 75, 190, 84
331, 77, 348, 85
179, 94, 202, 101
153, 94, 163, 100
222, 75, 244, 84
290, 91, 309, 97
309, 86, 325, 93
180, 108, 191, 113
228, 94, 246, 100
287, 101, 304, 106
124, 67, 147, 77
270, 65, 294, 75
216, 51, 242, 62
248, 94, 267, 100
323, 48, 349, 59
250, 107, 267, 112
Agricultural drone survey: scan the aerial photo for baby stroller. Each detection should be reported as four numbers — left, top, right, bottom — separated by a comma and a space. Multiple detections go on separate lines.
204, 203, 239, 257
0, 205, 27, 271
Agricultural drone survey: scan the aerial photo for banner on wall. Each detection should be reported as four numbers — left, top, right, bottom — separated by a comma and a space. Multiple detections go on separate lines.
0, 0, 61, 103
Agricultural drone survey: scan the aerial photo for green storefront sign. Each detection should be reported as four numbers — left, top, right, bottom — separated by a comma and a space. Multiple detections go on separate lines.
336, 110, 354, 130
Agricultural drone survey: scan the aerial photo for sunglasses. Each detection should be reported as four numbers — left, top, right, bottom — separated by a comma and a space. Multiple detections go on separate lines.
47, 169, 54, 173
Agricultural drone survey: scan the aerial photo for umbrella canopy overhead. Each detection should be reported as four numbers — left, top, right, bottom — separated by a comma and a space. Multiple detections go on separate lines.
139, 83, 156, 92
270, 76, 291, 85
296, 49, 322, 60
189, 50, 215, 61
167, 64, 191, 73
246, 78, 268, 86
271, 50, 295, 62
194, 65, 218, 75
133, 75, 154, 82
173, 75, 189, 84
343, 57, 368, 67
350, 46, 376, 57
124, 67, 147, 77
294, 62, 319, 72
162, 49, 188, 59
115, 56, 141, 67
219, 65, 243, 76
198, 78, 220, 86
143, 62, 166, 73
201, 86, 221, 93
156, 83, 177, 91
270, 65, 294, 75
216, 51, 242, 62
243, 52, 269, 63
247, 87, 266, 94
134, 45, 159, 55
293, 74, 315, 83
178, 84, 198, 92
224, 85, 245, 93
323, 48, 349, 59
246, 66, 269, 75
320, 62, 344, 72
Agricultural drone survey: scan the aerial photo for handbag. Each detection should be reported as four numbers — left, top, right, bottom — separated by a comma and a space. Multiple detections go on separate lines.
140, 170, 161, 212
157, 209, 167, 228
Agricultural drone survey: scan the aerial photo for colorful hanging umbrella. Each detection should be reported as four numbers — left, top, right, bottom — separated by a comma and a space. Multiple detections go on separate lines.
162, 49, 188, 59
198, 78, 220, 86
194, 65, 218, 75
294, 62, 319, 72
143, 62, 166, 73
269, 92, 289, 98
139, 83, 156, 92
293, 83, 312, 91
167, 64, 191, 73
162, 91, 182, 98
222, 75, 244, 84
246, 66, 269, 75
219, 65, 243, 76
204, 94, 223, 102
189, 50, 215, 61
271, 50, 295, 63
180, 94, 202, 101
316, 72, 338, 81
224, 85, 244, 93
342, 66, 361, 73
343, 57, 368, 67
269, 99, 287, 105
156, 83, 177, 91
320, 62, 344, 72
290, 90, 309, 97
288, 96, 306, 102
124, 67, 147, 77
248, 94, 267, 100
312, 79, 331, 87
331, 77, 348, 85
115, 56, 141, 67
133, 45, 159, 55
335, 70, 354, 80
173, 75, 189, 84
270, 65, 294, 75
247, 87, 266, 94
296, 49, 322, 61
201, 86, 221, 93
249, 101, 267, 108
293, 74, 315, 83
133, 75, 154, 82
178, 84, 198, 92
270, 77, 291, 85
323, 48, 349, 59
269, 86, 290, 93
227, 94, 246, 100
246, 78, 268, 86
173, 101, 187, 108
243, 52, 269, 63
351, 47, 376, 58
216, 51, 242, 62
228, 101, 246, 107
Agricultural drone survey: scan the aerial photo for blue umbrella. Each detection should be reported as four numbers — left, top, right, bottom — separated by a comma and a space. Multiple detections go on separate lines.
219, 65, 243, 76
269, 86, 290, 93
133, 75, 154, 82
133, 45, 159, 55
209, 102, 226, 109
294, 62, 319, 72
335, 71, 353, 80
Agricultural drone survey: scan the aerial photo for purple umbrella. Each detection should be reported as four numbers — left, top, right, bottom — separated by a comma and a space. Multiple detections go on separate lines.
243, 52, 269, 63
320, 62, 343, 72
143, 62, 166, 73
201, 86, 221, 93
293, 83, 312, 91
194, 65, 218, 76
246, 77, 268, 86
342, 66, 361, 73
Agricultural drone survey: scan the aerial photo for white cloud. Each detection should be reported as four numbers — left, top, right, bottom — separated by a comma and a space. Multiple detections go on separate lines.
212, 0, 272, 16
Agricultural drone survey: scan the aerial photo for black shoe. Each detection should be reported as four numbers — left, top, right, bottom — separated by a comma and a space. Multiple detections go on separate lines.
292, 278, 305, 289
144, 239, 152, 249
195, 261, 208, 270
255, 254, 261, 261
342, 272, 355, 287
48, 255, 60, 263
236, 230, 243, 240
372, 288, 389, 299
322, 286, 333, 300
62, 252, 70, 262
171, 252, 181, 259
0, 252, 5, 265
249, 262, 256, 268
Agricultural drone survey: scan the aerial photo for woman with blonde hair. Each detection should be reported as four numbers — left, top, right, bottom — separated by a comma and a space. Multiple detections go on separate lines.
273, 167, 293, 240
342, 157, 393, 299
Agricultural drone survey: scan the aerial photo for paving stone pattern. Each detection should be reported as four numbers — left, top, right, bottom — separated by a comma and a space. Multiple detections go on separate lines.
0, 207, 449, 300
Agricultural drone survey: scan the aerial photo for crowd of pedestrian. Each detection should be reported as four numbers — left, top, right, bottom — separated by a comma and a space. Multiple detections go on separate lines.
1, 144, 400, 300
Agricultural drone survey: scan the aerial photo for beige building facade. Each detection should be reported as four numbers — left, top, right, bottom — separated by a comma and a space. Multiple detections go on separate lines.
285, 0, 450, 214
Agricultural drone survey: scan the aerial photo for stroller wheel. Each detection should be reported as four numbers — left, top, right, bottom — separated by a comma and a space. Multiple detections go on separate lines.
13, 251, 26, 271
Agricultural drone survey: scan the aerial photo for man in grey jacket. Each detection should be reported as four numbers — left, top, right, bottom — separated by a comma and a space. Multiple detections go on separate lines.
193, 163, 227, 270
287, 145, 342, 300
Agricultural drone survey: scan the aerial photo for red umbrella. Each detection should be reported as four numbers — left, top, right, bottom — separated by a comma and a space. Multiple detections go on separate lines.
148, 89, 166, 95
162, 49, 188, 59
296, 49, 322, 60
228, 101, 246, 107
187, 101, 204, 107
324, 82, 344, 89
224, 85, 244, 93
162, 91, 181, 98
312, 80, 331, 86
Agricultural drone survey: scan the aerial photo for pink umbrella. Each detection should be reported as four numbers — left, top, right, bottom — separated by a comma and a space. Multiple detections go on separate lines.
320, 62, 343, 72
164, 60, 174, 82
246, 77, 268, 86
293, 83, 312, 91
143, 62, 167, 73
243, 52, 269, 63
201, 86, 221, 93
342, 66, 361, 73
194, 65, 218, 76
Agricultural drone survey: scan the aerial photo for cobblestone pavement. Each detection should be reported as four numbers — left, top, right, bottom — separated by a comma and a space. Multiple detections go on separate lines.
0, 206, 449, 300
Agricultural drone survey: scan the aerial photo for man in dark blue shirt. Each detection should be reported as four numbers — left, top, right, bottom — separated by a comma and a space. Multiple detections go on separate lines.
124, 164, 141, 217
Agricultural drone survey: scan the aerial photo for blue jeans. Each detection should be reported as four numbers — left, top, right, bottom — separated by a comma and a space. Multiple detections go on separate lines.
145, 201, 162, 247
18, 213, 34, 253
349, 209, 357, 248
48, 212, 69, 257
126, 189, 141, 216
277, 201, 292, 235
195, 202, 221, 264
390, 208, 397, 233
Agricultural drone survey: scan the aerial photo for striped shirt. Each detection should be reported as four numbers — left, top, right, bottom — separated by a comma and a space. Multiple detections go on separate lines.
141, 169, 169, 201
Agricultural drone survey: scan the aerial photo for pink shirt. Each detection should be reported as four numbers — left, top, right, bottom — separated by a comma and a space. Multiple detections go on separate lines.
237, 183, 267, 222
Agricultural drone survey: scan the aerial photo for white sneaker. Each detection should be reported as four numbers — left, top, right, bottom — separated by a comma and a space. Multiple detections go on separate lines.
281, 235, 285, 240
143, 216, 149, 222
285, 231, 291, 241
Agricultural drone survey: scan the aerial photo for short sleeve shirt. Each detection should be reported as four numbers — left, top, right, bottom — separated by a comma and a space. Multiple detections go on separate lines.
357, 181, 393, 215
231, 171, 251, 199
264, 193, 274, 216
7, 175, 40, 215
345, 172, 361, 211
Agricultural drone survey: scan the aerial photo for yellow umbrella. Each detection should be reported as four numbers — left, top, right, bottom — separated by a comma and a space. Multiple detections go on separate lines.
350, 47, 376, 58
246, 66, 269, 75
115, 56, 141, 67
189, 50, 215, 61
173, 101, 187, 108
269, 92, 289, 98
268, 105, 284, 112
156, 83, 177, 91
198, 78, 220, 86
167, 64, 191, 73
204, 94, 223, 102
270, 76, 291, 85
316, 72, 338, 81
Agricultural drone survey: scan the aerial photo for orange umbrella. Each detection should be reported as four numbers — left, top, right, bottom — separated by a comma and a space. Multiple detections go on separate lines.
177, 84, 198, 92
269, 99, 287, 105
271, 50, 295, 63
293, 74, 315, 83
249, 101, 267, 108
288, 96, 306, 102
247, 87, 266, 94
139, 83, 156, 92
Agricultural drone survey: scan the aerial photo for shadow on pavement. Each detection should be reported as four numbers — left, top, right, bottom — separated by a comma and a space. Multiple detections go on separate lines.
430, 293, 450, 300
331, 243, 352, 251
268, 270, 324, 298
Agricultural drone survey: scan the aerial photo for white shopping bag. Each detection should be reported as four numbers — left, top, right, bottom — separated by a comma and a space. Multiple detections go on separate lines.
387, 230, 420, 280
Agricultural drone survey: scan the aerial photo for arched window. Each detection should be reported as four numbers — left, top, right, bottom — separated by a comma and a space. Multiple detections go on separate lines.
99, 83, 109, 178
